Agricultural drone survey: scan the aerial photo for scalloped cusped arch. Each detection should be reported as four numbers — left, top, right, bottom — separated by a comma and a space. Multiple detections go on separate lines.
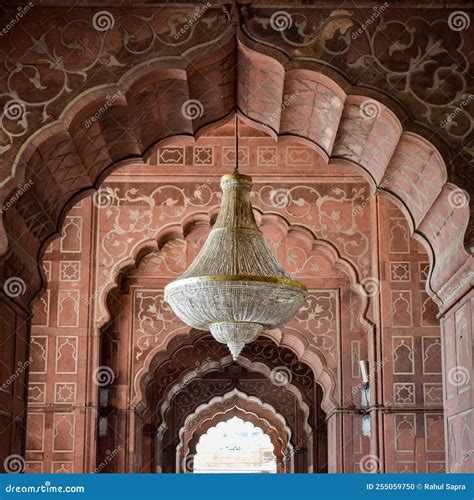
2, 39, 471, 314
176, 389, 295, 472
122, 215, 368, 416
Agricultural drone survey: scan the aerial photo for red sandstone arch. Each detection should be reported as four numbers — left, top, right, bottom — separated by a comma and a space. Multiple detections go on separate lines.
99, 210, 372, 324
176, 390, 294, 473
185, 411, 286, 472
1, 40, 470, 313
138, 335, 322, 473
8, 17, 471, 475
154, 352, 313, 434
97, 212, 373, 414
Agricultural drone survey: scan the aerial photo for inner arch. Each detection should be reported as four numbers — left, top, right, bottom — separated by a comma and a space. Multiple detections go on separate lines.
193, 417, 277, 474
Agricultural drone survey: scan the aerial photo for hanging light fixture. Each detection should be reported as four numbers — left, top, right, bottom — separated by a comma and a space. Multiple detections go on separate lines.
164, 116, 307, 360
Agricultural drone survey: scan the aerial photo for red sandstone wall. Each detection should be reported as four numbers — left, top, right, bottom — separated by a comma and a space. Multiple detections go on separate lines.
27, 199, 95, 473
377, 199, 444, 472
25, 131, 444, 473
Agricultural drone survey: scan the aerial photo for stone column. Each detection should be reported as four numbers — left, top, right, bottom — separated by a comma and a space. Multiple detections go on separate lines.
439, 288, 473, 473
0, 291, 30, 472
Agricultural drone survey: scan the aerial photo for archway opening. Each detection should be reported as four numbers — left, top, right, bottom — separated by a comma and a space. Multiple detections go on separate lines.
24, 119, 446, 474
193, 417, 277, 474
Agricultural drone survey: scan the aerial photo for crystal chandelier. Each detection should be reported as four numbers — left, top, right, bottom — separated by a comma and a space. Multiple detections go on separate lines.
164, 118, 307, 360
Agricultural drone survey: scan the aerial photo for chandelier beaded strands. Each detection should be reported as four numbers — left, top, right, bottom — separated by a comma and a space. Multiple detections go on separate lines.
164, 116, 307, 360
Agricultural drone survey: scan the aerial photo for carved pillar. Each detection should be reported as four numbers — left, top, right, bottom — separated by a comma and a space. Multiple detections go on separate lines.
0, 291, 30, 472
440, 289, 473, 473
325, 410, 344, 472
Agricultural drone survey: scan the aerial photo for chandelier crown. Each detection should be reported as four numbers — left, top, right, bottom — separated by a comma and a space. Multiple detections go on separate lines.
178, 173, 296, 282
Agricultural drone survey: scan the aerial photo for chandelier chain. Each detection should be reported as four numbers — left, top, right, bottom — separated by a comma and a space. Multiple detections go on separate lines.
234, 113, 239, 174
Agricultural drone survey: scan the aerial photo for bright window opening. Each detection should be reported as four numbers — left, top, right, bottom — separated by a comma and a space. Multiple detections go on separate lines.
193, 416, 277, 473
